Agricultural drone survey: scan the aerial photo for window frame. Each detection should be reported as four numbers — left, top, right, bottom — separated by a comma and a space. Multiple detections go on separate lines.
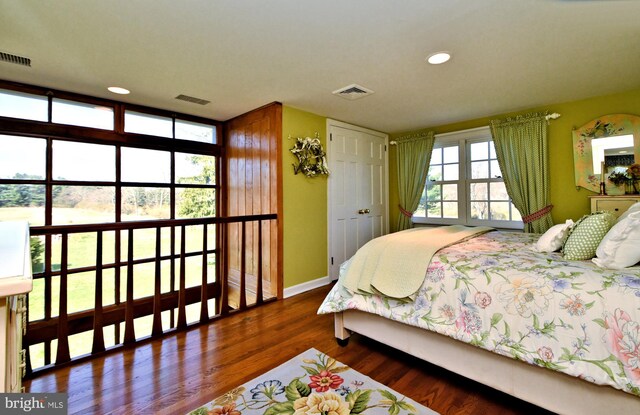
412, 126, 524, 230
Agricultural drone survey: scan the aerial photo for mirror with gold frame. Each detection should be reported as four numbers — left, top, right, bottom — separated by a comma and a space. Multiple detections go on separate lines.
572, 114, 640, 192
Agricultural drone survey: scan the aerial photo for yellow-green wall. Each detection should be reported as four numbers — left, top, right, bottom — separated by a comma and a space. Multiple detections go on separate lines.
389, 88, 640, 233
282, 106, 328, 288
282, 87, 640, 288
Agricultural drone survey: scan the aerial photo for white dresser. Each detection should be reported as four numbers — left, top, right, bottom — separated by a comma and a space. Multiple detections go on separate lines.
0, 221, 33, 393
589, 195, 640, 218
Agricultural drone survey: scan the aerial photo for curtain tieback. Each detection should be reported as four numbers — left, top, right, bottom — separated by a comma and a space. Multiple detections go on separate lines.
522, 205, 554, 224
398, 204, 413, 218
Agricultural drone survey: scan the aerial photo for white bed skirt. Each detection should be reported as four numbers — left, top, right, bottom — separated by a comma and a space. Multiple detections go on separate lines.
335, 310, 640, 415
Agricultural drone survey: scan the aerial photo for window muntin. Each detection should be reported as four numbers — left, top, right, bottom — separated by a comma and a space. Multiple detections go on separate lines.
0, 135, 46, 179
0, 89, 48, 122
52, 141, 116, 181
414, 127, 523, 229
52, 98, 114, 130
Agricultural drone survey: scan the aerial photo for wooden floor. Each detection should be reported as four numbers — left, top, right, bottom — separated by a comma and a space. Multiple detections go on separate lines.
25, 284, 556, 415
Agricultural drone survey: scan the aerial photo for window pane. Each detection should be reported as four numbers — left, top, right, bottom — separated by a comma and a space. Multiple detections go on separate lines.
175, 119, 217, 144
0, 184, 45, 225
415, 196, 426, 217
443, 164, 459, 181
52, 186, 115, 224
430, 148, 442, 165
471, 161, 489, 179
512, 203, 522, 221
52, 99, 114, 130
176, 153, 216, 185
490, 202, 510, 220
489, 142, 497, 159
176, 188, 216, 218
470, 142, 488, 161
428, 165, 442, 182
470, 183, 488, 200
427, 202, 441, 217
121, 187, 170, 220
124, 111, 173, 138
0, 135, 46, 179
442, 184, 457, 200
442, 202, 458, 218
471, 201, 488, 219
0, 89, 48, 122
490, 182, 509, 200
490, 160, 502, 178
53, 141, 115, 181
443, 146, 458, 163
426, 184, 440, 201
121, 148, 170, 183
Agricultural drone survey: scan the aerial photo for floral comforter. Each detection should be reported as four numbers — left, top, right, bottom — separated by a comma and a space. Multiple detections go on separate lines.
318, 231, 640, 396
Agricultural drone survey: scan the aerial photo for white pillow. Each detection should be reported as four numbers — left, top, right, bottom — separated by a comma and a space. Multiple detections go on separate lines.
593, 211, 640, 269
533, 219, 574, 252
617, 201, 640, 223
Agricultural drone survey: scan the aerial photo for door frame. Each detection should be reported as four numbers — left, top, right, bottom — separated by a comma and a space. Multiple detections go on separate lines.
326, 118, 389, 280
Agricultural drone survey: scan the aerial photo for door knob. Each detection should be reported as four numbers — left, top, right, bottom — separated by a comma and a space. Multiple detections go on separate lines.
357, 209, 371, 214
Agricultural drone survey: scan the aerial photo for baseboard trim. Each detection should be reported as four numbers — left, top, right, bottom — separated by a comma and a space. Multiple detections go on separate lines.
283, 276, 332, 298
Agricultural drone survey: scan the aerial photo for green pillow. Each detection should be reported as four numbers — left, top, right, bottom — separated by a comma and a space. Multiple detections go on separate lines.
562, 212, 616, 260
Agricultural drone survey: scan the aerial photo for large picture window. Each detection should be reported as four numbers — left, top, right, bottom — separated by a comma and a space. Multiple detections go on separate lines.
413, 127, 523, 229
0, 83, 222, 370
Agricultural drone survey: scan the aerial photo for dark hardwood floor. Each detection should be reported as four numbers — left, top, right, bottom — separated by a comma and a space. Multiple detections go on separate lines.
25, 284, 555, 415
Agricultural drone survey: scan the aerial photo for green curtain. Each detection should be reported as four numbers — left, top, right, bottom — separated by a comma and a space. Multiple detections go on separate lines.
490, 113, 553, 233
396, 131, 435, 231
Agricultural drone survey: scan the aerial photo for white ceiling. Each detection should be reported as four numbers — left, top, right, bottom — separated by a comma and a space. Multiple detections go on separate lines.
1, 0, 639, 134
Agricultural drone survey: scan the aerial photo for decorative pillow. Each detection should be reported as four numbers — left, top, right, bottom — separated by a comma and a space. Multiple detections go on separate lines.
616, 201, 640, 223
593, 211, 640, 269
533, 219, 574, 252
562, 212, 616, 261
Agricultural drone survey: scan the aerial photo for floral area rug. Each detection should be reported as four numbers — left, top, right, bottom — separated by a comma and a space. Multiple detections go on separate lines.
187, 348, 438, 415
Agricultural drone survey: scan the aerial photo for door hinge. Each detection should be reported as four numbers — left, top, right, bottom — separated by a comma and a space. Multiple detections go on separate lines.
330, 133, 333, 141
385, 145, 387, 151
331, 257, 334, 265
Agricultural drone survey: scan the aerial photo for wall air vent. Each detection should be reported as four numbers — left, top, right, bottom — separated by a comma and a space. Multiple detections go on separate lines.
175, 94, 210, 105
332, 84, 374, 100
0, 51, 31, 67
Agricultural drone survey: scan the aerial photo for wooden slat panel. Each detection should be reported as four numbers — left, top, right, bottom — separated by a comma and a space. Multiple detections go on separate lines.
225, 102, 282, 303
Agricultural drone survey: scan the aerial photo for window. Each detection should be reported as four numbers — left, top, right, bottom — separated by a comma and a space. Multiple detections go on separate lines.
0, 83, 222, 369
414, 127, 523, 229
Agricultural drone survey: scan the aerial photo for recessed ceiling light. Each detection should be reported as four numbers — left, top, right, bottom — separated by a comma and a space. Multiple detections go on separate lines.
427, 52, 451, 65
108, 86, 130, 95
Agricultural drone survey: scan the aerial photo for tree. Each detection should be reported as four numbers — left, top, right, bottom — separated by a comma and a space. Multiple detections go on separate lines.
177, 156, 216, 218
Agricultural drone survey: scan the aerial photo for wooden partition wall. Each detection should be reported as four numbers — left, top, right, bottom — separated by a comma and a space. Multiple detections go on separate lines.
224, 102, 283, 304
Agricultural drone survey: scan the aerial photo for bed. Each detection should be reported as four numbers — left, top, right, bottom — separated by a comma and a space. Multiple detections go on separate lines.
318, 227, 640, 415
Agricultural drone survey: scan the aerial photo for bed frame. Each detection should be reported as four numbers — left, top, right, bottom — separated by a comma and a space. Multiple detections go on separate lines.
335, 310, 640, 415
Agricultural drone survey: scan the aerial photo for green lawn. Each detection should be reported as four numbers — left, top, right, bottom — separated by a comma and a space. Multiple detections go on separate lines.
1, 207, 216, 369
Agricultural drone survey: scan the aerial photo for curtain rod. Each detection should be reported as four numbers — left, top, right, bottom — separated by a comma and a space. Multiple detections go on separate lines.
389, 113, 562, 145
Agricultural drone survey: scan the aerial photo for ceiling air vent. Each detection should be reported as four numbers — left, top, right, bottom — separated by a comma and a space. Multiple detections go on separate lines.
332, 84, 374, 100
0, 51, 31, 67
175, 94, 210, 105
